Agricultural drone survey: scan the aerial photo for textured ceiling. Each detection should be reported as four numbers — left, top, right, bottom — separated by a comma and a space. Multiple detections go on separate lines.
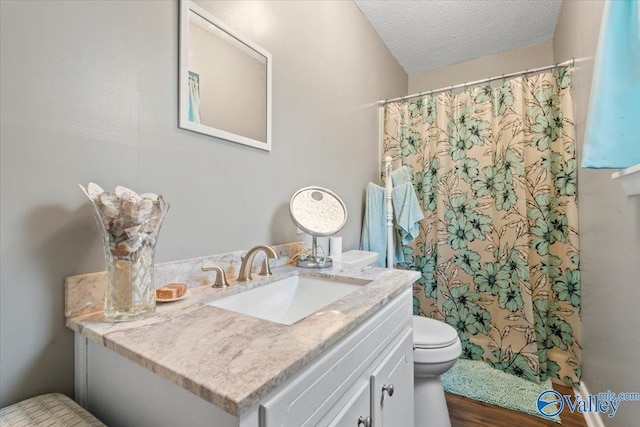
354, 0, 563, 75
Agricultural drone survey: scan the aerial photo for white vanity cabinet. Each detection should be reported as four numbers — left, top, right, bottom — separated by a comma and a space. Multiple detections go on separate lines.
321, 331, 413, 427
370, 331, 414, 427
259, 289, 413, 427
75, 288, 414, 427
324, 381, 370, 426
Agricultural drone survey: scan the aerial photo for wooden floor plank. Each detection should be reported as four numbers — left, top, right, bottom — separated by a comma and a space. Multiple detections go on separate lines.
444, 384, 587, 427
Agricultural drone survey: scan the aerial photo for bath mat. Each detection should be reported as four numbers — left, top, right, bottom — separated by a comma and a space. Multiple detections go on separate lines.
441, 359, 561, 423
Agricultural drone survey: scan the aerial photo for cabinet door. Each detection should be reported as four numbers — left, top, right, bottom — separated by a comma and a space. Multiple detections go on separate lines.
370, 330, 414, 427
324, 380, 371, 427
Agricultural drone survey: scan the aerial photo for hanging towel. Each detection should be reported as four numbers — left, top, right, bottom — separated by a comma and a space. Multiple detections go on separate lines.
361, 182, 423, 267
361, 183, 387, 267
391, 165, 413, 186
392, 182, 424, 245
582, 0, 640, 168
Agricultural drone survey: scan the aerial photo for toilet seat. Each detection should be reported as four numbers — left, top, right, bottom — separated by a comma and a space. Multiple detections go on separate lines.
413, 316, 459, 349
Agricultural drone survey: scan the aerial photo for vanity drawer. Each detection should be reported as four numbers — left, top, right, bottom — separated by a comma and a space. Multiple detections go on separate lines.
324, 380, 370, 427
259, 288, 411, 427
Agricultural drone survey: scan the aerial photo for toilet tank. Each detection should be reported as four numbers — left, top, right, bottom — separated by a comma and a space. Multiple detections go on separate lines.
336, 250, 378, 268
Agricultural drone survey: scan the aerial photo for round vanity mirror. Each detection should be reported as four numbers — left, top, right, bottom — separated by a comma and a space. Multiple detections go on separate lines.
290, 187, 347, 268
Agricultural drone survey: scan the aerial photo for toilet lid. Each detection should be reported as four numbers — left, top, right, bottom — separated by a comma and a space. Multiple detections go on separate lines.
413, 316, 459, 349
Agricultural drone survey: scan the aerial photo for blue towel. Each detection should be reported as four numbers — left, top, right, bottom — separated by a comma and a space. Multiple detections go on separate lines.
391, 166, 413, 186
392, 182, 424, 245
361, 182, 424, 267
582, 0, 640, 168
361, 183, 387, 267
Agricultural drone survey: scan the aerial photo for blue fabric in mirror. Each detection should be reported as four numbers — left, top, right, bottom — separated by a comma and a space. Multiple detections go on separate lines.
582, 0, 640, 169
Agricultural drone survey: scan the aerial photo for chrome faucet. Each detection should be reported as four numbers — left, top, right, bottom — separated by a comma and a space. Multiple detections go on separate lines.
237, 245, 279, 282
202, 265, 230, 288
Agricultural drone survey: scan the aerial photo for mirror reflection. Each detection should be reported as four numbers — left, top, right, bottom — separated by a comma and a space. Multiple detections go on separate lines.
179, 1, 272, 151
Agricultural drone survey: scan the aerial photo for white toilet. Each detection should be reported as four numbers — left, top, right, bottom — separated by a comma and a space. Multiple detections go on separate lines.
413, 315, 462, 427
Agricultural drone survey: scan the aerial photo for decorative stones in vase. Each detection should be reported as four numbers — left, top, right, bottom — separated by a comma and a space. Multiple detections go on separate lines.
80, 183, 169, 322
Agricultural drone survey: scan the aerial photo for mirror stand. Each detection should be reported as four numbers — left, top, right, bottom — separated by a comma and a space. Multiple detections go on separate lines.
297, 236, 332, 269
289, 186, 347, 270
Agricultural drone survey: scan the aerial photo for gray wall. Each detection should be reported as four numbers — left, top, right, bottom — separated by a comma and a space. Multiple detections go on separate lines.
0, 0, 406, 406
189, 18, 267, 142
408, 41, 554, 93
554, 1, 640, 425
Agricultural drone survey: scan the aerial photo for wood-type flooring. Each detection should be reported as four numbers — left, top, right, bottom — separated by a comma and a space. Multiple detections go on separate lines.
444, 384, 588, 427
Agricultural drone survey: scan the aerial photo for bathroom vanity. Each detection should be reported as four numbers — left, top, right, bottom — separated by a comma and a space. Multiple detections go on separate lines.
65, 247, 419, 427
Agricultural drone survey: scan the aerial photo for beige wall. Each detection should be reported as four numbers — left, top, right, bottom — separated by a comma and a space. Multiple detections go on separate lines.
554, 1, 640, 425
408, 42, 554, 93
0, 0, 406, 406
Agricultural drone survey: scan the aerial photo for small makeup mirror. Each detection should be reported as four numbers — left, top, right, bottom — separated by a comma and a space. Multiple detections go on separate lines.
290, 187, 347, 268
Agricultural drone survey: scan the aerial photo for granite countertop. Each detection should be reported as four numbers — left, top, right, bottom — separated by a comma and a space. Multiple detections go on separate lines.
66, 262, 419, 417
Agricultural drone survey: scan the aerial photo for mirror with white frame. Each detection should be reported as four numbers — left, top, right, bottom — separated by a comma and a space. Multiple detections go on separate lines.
179, 1, 272, 151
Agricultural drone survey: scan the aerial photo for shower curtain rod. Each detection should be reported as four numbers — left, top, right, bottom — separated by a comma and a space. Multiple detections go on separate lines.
378, 58, 575, 106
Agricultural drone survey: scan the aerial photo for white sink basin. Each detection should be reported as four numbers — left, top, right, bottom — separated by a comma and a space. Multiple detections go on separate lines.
208, 275, 370, 325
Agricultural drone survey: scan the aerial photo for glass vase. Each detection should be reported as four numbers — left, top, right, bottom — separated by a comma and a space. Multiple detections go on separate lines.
102, 235, 160, 322
85, 185, 169, 322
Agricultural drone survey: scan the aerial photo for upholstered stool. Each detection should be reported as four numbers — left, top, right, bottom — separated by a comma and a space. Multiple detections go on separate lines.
0, 393, 104, 427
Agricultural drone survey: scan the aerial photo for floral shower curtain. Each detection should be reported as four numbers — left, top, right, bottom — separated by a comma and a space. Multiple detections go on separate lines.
382, 68, 581, 386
